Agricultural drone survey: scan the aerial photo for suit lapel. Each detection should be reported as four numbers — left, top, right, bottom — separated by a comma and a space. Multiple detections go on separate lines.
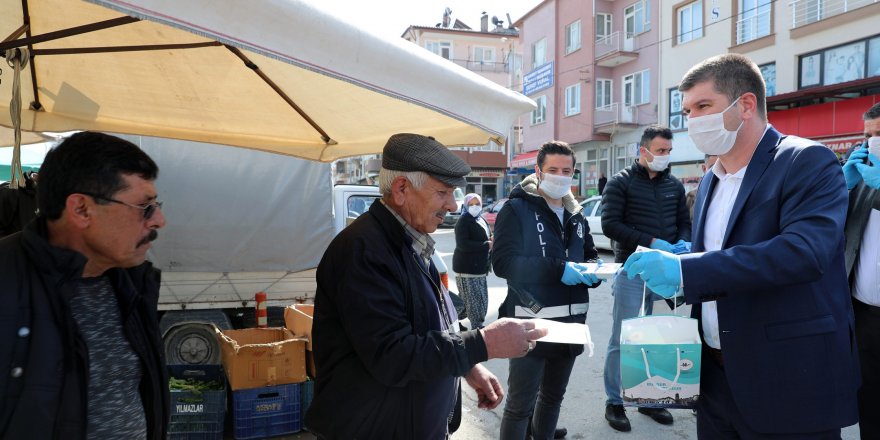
692, 172, 718, 253
722, 127, 782, 246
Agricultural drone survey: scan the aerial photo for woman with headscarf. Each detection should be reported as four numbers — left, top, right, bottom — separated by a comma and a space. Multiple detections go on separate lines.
453, 193, 492, 329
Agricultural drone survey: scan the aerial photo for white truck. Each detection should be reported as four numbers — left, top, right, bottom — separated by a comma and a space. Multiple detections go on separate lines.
131, 136, 450, 365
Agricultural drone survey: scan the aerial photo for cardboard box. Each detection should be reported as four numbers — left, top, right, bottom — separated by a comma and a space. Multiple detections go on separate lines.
216, 327, 307, 390
284, 304, 317, 378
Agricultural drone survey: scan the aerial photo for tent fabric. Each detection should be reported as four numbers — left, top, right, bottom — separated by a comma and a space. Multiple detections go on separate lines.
126, 135, 335, 273
0, 0, 535, 162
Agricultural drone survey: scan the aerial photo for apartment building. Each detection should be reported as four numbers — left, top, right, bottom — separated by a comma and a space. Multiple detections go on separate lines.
660, 0, 880, 190
515, 0, 662, 197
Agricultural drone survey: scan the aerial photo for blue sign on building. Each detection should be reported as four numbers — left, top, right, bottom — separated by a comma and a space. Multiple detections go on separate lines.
523, 62, 554, 96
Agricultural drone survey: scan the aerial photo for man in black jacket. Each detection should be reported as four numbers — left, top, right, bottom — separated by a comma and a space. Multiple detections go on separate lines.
600, 125, 691, 432
493, 140, 601, 440
305, 133, 547, 440
0, 132, 169, 439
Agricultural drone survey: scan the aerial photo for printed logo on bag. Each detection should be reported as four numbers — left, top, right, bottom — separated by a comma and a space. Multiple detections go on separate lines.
679, 359, 694, 371
255, 403, 282, 412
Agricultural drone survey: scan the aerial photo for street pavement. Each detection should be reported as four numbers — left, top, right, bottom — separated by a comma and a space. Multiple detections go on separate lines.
428, 227, 861, 440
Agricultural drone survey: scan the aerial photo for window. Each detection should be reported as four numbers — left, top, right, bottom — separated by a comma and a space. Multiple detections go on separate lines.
623, 70, 650, 106
677, 1, 703, 44
668, 87, 686, 131
565, 20, 582, 54
565, 83, 581, 116
474, 47, 495, 64
531, 95, 547, 124
596, 79, 612, 109
532, 38, 547, 69
426, 41, 451, 59
596, 14, 612, 42
759, 63, 776, 97
799, 36, 876, 89
625, 0, 651, 37
736, 0, 771, 45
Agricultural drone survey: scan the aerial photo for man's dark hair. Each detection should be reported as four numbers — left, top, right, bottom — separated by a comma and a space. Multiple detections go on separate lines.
537, 140, 575, 168
640, 125, 673, 149
864, 102, 880, 121
38, 132, 159, 220
679, 53, 767, 120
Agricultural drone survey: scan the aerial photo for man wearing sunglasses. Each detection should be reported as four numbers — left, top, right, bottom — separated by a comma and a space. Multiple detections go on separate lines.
0, 131, 169, 440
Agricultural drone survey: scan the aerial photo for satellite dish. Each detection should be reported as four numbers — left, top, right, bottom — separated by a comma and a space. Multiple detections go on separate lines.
492, 16, 503, 26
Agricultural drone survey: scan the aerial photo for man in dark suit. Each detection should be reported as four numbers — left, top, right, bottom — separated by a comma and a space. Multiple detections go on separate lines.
624, 53, 859, 438
842, 102, 880, 440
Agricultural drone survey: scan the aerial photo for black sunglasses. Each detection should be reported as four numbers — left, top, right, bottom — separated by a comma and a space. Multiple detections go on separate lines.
80, 192, 163, 220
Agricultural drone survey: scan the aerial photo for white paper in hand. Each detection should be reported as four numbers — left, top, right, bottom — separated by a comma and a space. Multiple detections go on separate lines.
580, 262, 622, 280
533, 318, 595, 357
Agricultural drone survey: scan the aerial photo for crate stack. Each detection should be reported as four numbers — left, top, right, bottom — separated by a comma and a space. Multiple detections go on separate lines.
215, 326, 309, 439
167, 364, 227, 440
284, 304, 316, 428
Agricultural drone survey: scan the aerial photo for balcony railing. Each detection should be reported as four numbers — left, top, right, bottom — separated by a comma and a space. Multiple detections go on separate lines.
450, 59, 510, 74
735, 9, 771, 44
595, 31, 639, 59
594, 103, 637, 129
790, 0, 877, 28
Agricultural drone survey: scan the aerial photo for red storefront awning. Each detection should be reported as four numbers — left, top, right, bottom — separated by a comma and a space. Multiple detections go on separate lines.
510, 151, 538, 168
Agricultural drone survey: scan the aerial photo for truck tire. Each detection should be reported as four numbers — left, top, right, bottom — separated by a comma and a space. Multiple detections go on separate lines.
164, 323, 221, 365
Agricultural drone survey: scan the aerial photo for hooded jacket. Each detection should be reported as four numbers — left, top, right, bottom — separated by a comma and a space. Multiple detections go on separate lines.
0, 218, 169, 440
491, 174, 599, 358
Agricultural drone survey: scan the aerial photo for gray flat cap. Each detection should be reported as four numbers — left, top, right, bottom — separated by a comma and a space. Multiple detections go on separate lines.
382, 133, 471, 188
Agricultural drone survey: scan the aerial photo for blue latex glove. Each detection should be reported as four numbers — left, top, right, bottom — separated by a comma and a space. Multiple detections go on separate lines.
671, 240, 692, 255
855, 153, 880, 190
623, 251, 682, 298
561, 261, 590, 285
844, 147, 869, 190
649, 238, 674, 253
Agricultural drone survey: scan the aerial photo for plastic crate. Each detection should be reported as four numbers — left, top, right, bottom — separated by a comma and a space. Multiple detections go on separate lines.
167, 365, 226, 440
299, 379, 314, 426
232, 383, 301, 439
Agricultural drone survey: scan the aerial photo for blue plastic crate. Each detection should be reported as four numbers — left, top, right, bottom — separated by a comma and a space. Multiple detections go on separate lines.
233, 383, 301, 439
299, 379, 314, 427
167, 365, 226, 440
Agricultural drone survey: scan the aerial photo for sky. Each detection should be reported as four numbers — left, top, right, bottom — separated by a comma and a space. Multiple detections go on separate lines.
316, 0, 543, 40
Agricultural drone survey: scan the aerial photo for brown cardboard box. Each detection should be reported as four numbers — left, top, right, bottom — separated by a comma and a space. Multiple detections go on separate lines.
216, 327, 307, 390
284, 304, 316, 378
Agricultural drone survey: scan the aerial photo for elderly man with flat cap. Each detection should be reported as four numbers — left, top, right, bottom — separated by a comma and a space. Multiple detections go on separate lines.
305, 133, 547, 440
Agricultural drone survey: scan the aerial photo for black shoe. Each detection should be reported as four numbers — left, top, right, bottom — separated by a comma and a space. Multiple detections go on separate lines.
525, 425, 568, 439
605, 404, 631, 432
637, 407, 674, 425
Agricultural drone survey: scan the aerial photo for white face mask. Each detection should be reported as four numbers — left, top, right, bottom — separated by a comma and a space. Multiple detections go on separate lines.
467, 205, 482, 217
868, 136, 880, 160
538, 171, 572, 200
687, 96, 744, 156
644, 149, 671, 172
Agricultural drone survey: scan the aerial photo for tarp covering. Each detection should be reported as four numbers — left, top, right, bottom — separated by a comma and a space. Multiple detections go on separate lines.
0, 0, 535, 161
125, 135, 334, 273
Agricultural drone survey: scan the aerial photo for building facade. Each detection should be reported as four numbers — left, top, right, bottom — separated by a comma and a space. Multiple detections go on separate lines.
515, 0, 662, 198
660, 0, 880, 191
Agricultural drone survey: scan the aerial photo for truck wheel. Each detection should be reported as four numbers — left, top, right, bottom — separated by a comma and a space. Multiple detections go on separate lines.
164, 323, 221, 365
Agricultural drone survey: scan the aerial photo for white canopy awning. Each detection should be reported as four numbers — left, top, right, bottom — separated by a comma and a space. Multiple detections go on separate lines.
0, 0, 535, 161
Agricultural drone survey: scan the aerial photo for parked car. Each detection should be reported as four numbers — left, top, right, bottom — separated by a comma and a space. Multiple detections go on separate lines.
481, 198, 508, 231
442, 187, 466, 227
579, 196, 613, 251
